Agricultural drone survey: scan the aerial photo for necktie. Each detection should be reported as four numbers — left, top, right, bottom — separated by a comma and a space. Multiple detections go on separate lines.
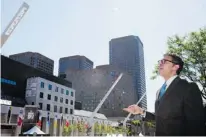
158, 82, 167, 99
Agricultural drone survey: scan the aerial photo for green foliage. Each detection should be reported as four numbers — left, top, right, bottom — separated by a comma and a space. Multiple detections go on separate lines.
94, 122, 101, 134
130, 120, 155, 128
62, 121, 89, 136
62, 125, 73, 136
61, 120, 156, 136
131, 120, 141, 125
77, 122, 86, 133
151, 27, 206, 99
145, 121, 155, 128
151, 64, 159, 80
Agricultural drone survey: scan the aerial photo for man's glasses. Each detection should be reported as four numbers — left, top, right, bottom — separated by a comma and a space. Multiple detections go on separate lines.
158, 59, 178, 65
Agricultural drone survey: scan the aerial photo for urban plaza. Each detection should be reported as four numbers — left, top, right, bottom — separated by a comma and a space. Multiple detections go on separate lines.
1, 0, 206, 136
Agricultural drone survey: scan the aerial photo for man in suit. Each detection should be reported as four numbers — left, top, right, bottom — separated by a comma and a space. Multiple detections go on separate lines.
123, 54, 205, 136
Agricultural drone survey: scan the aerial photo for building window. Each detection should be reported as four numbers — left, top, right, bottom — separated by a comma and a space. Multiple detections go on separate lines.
60, 107, 63, 113
70, 100, 73, 105
66, 90, 69, 95
47, 104, 50, 111
39, 103, 42, 109
65, 108, 68, 114
70, 109, 73, 114
40, 92, 44, 98
55, 87, 58, 92
48, 84, 52, 90
59, 74, 66, 79
61, 89, 64, 94
60, 97, 63, 103
47, 94, 51, 100
71, 91, 74, 97
54, 105, 57, 112
65, 99, 68, 104
40, 82, 44, 88
54, 96, 58, 102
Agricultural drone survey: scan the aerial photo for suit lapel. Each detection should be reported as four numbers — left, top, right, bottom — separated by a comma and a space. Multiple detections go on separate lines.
163, 77, 180, 99
156, 77, 180, 110
156, 89, 161, 100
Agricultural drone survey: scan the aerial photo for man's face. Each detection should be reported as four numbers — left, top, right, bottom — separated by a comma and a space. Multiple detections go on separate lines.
158, 56, 179, 78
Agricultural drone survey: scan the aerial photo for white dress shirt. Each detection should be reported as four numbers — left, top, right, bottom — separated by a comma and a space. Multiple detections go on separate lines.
165, 75, 178, 90
156, 75, 178, 99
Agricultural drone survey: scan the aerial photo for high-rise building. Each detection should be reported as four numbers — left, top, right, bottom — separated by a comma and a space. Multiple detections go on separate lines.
58, 55, 93, 77
9, 52, 54, 74
109, 35, 147, 109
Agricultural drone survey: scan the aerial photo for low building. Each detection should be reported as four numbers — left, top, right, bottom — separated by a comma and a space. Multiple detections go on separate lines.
0, 105, 111, 136
1, 55, 73, 135
25, 77, 75, 115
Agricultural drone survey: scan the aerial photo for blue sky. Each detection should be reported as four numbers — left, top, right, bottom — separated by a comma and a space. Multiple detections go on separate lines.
1, 0, 206, 112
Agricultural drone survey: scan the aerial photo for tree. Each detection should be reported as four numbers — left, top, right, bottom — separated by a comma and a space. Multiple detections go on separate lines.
151, 27, 206, 99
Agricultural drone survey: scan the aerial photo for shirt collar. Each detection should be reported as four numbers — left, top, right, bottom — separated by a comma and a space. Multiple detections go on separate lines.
165, 75, 178, 88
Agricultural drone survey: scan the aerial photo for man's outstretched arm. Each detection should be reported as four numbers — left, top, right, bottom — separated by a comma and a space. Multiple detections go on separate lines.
134, 111, 155, 121
124, 105, 155, 121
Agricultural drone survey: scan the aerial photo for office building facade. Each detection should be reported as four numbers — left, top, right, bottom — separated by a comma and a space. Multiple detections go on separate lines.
109, 35, 147, 109
58, 55, 93, 77
9, 52, 54, 74
25, 77, 75, 114
64, 65, 137, 117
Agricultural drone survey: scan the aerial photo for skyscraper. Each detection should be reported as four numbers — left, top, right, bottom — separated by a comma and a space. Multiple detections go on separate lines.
109, 35, 147, 109
58, 55, 93, 77
9, 52, 54, 74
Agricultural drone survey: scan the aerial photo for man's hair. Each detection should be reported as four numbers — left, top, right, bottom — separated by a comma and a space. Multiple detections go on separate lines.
165, 54, 184, 75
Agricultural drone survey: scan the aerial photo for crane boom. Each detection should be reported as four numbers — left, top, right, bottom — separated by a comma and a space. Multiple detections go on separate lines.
1, 2, 29, 48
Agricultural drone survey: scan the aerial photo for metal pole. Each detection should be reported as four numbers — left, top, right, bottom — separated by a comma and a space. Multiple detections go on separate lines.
88, 73, 123, 135
123, 92, 147, 127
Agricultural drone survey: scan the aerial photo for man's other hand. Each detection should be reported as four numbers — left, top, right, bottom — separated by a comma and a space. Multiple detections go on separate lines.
123, 104, 144, 115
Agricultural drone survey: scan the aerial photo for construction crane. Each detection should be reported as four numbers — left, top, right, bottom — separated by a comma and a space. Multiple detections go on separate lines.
1, 2, 29, 48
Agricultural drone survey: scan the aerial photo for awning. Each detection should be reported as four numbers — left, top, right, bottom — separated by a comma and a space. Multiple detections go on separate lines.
23, 126, 45, 135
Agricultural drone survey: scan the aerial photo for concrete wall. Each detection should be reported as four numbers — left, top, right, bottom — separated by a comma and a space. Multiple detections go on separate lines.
65, 65, 137, 117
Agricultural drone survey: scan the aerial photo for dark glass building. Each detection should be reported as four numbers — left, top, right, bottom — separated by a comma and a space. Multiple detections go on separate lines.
1, 55, 72, 107
109, 35, 147, 109
58, 55, 93, 77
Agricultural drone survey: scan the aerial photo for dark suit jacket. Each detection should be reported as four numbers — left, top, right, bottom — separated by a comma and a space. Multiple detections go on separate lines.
144, 77, 205, 136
